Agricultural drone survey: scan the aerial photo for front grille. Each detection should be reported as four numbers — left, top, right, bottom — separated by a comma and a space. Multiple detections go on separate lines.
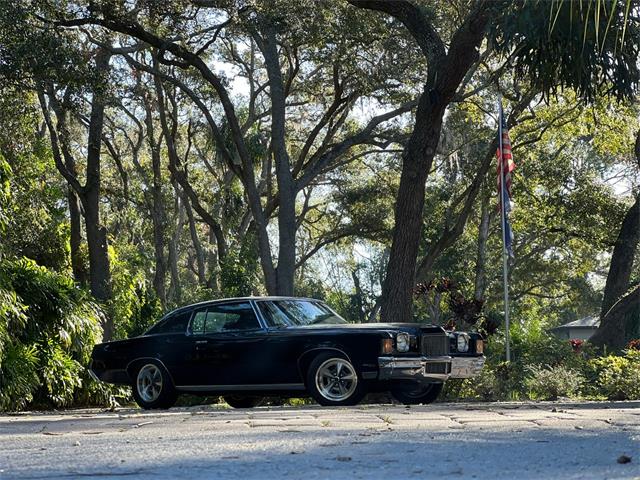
422, 334, 449, 356
425, 362, 450, 374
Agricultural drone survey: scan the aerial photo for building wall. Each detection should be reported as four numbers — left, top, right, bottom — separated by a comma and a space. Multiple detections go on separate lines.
567, 328, 597, 341
552, 328, 597, 341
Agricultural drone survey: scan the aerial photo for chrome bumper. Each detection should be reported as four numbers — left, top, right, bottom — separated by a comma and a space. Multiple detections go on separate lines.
378, 355, 485, 382
450, 356, 486, 379
378, 356, 452, 382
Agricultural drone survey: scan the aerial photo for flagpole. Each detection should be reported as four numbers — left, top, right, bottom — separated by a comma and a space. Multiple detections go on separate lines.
498, 97, 511, 362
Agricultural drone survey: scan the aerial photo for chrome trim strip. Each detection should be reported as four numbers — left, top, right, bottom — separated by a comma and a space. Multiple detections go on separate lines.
299, 347, 352, 364
296, 347, 353, 381
175, 383, 306, 392
249, 300, 269, 330
87, 366, 100, 382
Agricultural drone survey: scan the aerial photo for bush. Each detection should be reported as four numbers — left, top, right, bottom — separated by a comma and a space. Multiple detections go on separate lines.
525, 364, 584, 400
584, 350, 640, 400
0, 257, 119, 411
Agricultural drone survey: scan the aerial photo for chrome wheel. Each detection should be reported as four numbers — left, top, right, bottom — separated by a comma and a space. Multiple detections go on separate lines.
136, 364, 163, 403
314, 358, 358, 402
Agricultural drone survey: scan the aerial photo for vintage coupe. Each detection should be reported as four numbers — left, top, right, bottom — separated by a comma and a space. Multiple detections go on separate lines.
90, 297, 485, 409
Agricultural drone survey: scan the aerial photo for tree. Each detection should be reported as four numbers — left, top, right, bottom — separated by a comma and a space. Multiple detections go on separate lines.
347, 0, 640, 323
591, 130, 640, 349
37, 47, 115, 338
44, 0, 420, 296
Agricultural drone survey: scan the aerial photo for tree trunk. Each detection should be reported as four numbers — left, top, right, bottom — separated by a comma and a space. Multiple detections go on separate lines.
152, 64, 230, 280
380, 97, 446, 323
591, 131, 640, 349
143, 96, 167, 306
351, 268, 366, 323
474, 191, 491, 302
41, 89, 88, 286
590, 191, 640, 349
348, 1, 493, 323
258, 25, 297, 295
167, 186, 185, 304
183, 192, 207, 286
82, 48, 113, 339
68, 187, 88, 286
600, 193, 640, 317
591, 284, 640, 350
207, 226, 219, 291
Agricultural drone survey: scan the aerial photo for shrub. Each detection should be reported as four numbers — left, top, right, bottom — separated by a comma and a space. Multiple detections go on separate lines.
0, 343, 38, 410
525, 364, 584, 400
0, 257, 113, 411
585, 350, 640, 400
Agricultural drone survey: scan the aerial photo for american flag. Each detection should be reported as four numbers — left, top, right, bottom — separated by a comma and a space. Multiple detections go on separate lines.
496, 104, 515, 257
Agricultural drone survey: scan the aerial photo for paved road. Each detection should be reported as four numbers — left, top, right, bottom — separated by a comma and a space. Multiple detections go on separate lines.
1, 401, 639, 480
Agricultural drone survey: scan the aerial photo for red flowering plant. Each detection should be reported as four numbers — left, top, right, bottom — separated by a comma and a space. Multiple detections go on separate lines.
569, 339, 584, 352
626, 339, 640, 351
414, 278, 492, 336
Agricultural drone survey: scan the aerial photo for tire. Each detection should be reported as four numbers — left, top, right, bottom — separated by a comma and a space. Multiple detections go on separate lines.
224, 395, 263, 409
306, 352, 365, 406
391, 382, 443, 405
131, 361, 178, 410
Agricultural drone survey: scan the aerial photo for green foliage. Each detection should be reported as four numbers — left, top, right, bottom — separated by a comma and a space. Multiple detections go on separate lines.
584, 349, 640, 400
219, 236, 260, 298
110, 246, 163, 340
0, 343, 38, 410
0, 88, 69, 270
39, 339, 83, 407
0, 257, 111, 411
491, 0, 640, 101
445, 335, 640, 402
0, 153, 10, 234
525, 364, 584, 400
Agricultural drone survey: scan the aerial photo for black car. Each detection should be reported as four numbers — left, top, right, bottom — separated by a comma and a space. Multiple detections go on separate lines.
90, 297, 485, 408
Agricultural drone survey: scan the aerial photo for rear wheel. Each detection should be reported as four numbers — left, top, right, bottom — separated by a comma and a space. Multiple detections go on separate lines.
307, 353, 365, 406
131, 362, 177, 409
224, 395, 263, 409
391, 382, 443, 405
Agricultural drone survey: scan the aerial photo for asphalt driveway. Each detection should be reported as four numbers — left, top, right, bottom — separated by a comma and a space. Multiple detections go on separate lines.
1, 401, 639, 480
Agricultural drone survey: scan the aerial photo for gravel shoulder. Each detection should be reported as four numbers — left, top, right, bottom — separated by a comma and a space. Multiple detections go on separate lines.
1, 401, 639, 480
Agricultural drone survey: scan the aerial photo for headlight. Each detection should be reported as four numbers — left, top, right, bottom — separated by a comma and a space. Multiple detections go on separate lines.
456, 333, 470, 352
396, 332, 410, 352
476, 339, 484, 354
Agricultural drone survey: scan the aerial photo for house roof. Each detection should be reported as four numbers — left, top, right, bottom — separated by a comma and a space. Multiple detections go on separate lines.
551, 315, 600, 331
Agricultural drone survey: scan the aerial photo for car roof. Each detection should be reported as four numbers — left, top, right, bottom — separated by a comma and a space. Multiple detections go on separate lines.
170, 296, 323, 313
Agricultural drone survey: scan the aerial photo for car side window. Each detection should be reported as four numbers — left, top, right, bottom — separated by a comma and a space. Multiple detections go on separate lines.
191, 310, 207, 334
190, 303, 260, 334
146, 310, 192, 335
258, 301, 291, 328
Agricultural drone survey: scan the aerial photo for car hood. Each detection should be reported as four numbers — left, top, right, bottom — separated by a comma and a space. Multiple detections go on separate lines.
288, 322, 444, 333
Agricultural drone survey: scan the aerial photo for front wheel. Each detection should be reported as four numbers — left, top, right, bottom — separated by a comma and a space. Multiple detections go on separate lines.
307, 353, 365, 406
391, 382, 443, 405
131, 361, 178, 409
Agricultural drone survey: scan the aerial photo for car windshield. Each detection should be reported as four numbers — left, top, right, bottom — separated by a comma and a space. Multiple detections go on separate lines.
258, 300, 347, 327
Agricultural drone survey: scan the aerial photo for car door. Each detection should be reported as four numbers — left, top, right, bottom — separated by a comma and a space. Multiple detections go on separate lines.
185, 301, 268, 387
142, 308, 195, 385
254, 300, 306, 384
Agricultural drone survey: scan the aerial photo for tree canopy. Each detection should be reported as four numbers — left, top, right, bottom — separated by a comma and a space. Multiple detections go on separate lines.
1, 0, 640, 410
